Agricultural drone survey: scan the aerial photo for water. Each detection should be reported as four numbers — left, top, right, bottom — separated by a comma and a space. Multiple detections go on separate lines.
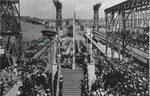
21, 21, 45, 41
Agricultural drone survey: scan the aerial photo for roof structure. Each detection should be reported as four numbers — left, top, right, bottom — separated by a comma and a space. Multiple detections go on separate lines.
105, 0, 150, 13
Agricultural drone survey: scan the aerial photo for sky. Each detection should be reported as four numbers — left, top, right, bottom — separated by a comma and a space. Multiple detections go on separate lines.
20, 0, 126, 19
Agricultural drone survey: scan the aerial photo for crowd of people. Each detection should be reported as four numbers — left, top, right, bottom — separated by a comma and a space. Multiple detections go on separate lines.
80, 61, 89, 96
0, 64, 19, 96
1, 33, 149, 96
16, 59, 52, 96
113, 26, 149, 52
90, 48, 149, 96
75, 44, 90, 96
0, 57, 54, 96
60, 53, 72, 69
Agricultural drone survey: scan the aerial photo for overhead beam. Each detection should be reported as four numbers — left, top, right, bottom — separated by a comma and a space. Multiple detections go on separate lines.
105, 0, 150, 61
105, 0, 150, 13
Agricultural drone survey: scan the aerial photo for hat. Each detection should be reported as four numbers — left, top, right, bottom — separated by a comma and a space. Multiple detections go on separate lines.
20, 83, 23, 86
46, 89, 50, 91
60, 75, 63, 78
145, 91, 149, 95
137, 93, 140, 96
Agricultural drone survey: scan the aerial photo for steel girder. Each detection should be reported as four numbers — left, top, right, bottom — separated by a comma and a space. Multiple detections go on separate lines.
0, 0, 22, 65
105, 0, 150, 13
93, 3, 101, 31
105, 0, 150, 59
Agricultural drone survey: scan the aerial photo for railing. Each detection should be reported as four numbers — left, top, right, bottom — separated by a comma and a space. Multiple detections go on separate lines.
55, 64, 61, 96
56, 41, 63, 96
0, 66, 20, 96
77, 40, 89, 96
87, 31, 149, 64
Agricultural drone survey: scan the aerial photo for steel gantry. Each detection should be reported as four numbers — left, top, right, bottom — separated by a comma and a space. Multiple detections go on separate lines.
53, 1, 62, 96
53, 0, 62, 32
93, 3, 101, 31
0, 0, 23, 65
105, 0, 150, 60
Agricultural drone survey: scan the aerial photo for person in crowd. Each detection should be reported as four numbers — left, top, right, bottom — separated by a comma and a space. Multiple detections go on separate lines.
89, 51, 149, 96
0, 58, 52, 96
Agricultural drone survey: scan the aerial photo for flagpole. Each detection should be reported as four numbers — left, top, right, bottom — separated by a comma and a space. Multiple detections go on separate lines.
72, 12, 75, 69
91, 31, 93, 64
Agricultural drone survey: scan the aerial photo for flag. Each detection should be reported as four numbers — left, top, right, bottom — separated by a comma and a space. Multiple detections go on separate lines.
74, 19, 81, 29
69, 38, 72, 42
59, 30, 63, 36
73, 19, 81, 39
58, 37, 62, 46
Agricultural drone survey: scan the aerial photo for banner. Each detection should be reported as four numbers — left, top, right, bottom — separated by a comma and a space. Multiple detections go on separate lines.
59, 30, 63, 36
0, 49, 4, 54
87, 28, 91, 36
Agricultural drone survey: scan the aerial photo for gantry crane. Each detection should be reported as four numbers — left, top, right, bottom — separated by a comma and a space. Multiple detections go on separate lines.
53, 0, 62, 33
105, 0, 150, 64
93, 3, 101, 31
0, 0, 23, 66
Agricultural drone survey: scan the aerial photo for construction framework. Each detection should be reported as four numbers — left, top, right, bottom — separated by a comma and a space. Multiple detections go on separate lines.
0, 0, 22, 65
53, 0, 62, 33
105, 0, 150, 63
93, 3, 101, 31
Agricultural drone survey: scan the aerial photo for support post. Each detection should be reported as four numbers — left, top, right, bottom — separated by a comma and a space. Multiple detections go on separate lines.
41, 30, 57, 96
72, 12, 76, 69
111, 12, 114, 58
122, 10, 126, 59
90, 31, 93, 65
53, 0, 62, 32
50, 38, 54, 96
105, 13, 108, 55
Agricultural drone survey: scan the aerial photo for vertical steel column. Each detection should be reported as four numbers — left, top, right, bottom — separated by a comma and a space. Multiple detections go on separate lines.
72, 12, 76, 69
50, 38, 54, 96
111, 11, 114, 58
93, 3, 101, 31
133, 10, 135, 29
118, 12, 121, 59
53, 0, 62, 65
90, 29, 93, 65
122, 10, 126, 59
137, 11, 139, 28
53, 1, 62, 95
47, 37, 54, 96
53, 0, 62, 32
105, 13, 108, 54
41, 30, 57, 96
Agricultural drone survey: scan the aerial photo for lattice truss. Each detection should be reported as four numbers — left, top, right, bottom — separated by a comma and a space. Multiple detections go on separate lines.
0, 0, 23, 65
93, 3, 101, 31
53, 0, 62, 32
105, 0, 150, 53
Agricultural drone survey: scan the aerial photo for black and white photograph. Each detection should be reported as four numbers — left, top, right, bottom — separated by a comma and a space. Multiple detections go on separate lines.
0, 0, 149, 96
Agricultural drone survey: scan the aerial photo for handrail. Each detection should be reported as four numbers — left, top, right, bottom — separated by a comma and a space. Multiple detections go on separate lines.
84, 33, 149, 64
56, 64, 61, 96
56, 38, 63, 96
